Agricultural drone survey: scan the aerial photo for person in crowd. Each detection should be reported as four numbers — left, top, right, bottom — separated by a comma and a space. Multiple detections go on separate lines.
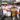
19, 9, 20, 17
11, 3, 18, 20
16, 6, 19, 19
1, 2, 8, 16
11, 6, 17, 20
7, 4, 12, 17
1, 2, 8, 20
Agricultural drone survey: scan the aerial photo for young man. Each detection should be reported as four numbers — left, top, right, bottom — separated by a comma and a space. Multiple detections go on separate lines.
11, 7, 17, 20
1, 3, 8, 20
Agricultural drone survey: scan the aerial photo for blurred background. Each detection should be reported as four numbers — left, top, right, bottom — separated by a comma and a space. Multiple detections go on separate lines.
0, 0, 20, 20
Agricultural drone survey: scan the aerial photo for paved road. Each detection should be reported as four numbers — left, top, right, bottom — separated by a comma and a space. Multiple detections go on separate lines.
4, 17, 11, 20
0, 17, 20, 20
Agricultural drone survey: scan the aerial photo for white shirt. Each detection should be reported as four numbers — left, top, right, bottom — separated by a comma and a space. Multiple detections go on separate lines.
3, 10, 7, 13
1, 6, 8, 13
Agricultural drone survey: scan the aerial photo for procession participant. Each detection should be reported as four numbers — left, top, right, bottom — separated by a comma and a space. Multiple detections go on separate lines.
7, 4, 12, 17
11, 6, 17, 20
16, 6, 19, 19
1, 2, 8, 20
1, 2, 8, 16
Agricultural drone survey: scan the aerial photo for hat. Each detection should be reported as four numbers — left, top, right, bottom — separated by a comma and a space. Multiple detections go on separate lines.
2, 2, 7, 4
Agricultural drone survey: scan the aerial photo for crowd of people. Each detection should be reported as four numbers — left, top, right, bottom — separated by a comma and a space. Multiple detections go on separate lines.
0, 2, 20, 20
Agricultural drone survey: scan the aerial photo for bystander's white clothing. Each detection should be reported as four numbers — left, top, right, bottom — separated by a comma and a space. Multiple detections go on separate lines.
17, 14, 19, 19
1, 6, 8, 16
3, 10, 7, 15
7, 12, 11, 16
7, 5, 12, 16
13, 17, 15, 20
16, 6, 20, 19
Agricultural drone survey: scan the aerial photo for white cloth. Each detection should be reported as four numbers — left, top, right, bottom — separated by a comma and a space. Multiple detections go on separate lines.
17, 14, 19, 19
3, 10, 7, 14
16, 6, 19, 19
16, 9, 19, 12
3, 10, 7, 15
13, 17, 15, 20
7, 12, 11, 16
